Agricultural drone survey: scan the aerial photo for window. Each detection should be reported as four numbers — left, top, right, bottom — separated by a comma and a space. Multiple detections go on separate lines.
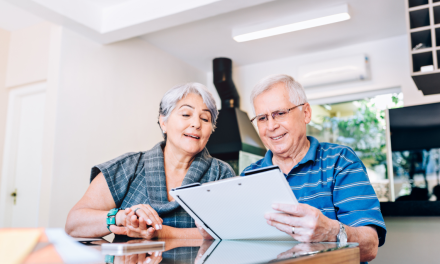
307, 92, 403, 201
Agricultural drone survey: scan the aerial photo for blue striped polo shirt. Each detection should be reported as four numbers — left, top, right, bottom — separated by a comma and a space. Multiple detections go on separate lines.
240, 136, 386, 247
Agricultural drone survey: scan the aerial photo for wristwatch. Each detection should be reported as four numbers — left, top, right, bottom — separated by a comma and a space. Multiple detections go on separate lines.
106, 208, 123, 232
336, 221, 347, 246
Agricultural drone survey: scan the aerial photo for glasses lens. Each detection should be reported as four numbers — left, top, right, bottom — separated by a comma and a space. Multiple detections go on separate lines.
273, 110, 289, 121
257, 115, 268, 123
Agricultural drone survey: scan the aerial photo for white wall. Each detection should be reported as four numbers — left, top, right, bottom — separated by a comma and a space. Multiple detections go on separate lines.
48, 29, 206, 228
207, 35, 440, 117
0, 28, 10, 193
5, 22, 52, 88
0, 22, 60, 228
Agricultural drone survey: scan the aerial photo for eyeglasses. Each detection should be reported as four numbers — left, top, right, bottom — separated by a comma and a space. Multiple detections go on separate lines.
250, 104, 305, 124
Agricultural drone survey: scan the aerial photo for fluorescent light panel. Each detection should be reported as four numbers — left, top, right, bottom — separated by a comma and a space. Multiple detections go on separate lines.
233, 4, 350, 42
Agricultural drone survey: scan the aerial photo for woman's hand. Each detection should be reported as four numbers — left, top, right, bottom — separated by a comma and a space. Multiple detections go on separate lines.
124, 205, 163, 239
195, 222, 214, 240
114, 252, 162, 264
127, 204, 163, 231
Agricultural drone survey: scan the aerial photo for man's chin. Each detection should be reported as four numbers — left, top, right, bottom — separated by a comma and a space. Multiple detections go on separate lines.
269, 145, 290, 157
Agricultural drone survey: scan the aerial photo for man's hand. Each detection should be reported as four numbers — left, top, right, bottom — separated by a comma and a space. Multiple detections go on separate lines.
264, 203, 339, 243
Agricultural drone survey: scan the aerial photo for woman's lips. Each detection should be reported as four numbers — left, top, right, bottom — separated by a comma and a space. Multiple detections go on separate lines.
184, 133, 200, 139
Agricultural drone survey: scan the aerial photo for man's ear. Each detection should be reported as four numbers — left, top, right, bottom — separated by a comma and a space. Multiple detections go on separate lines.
159, 115, 167, 133
303, 103, 312, 124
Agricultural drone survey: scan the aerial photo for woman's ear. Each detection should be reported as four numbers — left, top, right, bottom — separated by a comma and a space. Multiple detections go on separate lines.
159, 115, 167, 134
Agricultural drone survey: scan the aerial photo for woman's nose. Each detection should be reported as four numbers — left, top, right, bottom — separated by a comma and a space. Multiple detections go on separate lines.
191, 116, 201, 128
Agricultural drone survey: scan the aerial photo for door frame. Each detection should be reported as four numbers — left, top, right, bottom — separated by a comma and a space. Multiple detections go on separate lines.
0, 82, 46, 227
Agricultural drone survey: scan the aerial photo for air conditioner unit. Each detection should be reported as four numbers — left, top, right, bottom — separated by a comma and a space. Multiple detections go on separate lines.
297, 54, 369, 88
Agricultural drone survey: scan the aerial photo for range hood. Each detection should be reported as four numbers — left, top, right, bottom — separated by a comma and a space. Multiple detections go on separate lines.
206, 58, 266, 170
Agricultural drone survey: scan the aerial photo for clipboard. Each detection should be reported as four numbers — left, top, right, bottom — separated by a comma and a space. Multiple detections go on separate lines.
169, 165, 298, 240
196, 240, 300, 264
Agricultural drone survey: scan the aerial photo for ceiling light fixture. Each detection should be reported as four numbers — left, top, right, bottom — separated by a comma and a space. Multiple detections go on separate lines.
232, 4, 350, 42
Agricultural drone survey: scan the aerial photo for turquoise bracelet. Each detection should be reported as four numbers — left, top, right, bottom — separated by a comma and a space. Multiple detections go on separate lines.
107, 208, 123, 232
105, 255, 115, 264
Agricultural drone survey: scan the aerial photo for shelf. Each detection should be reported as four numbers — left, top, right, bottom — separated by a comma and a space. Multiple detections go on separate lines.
409, 4, 430, 11
408, 0, 428, 8
412, 72, 440, 95
412, 51, 433, 72
411, 29, 432, 50
410, 25, 431, 33
412, 47, 433, 54
407, 1, 440, 95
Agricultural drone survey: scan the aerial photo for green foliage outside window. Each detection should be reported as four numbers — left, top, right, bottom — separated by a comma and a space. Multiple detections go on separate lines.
318, 94, 402, 178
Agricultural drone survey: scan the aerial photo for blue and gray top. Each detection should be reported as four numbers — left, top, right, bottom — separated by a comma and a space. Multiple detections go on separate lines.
90, 141, 235, 228
241, 136, 387, 247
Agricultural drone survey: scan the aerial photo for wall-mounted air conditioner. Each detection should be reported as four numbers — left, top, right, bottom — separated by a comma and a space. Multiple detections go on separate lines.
297, 54, 370, 88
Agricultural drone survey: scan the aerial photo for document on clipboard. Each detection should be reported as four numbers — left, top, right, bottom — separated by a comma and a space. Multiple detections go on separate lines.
169, 165, 298, 240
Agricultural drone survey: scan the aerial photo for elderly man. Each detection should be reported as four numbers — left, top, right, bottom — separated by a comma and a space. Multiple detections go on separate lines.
241, 74, 386, 262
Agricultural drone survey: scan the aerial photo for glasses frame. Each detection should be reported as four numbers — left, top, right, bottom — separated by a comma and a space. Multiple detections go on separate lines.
250, 104, 305, 124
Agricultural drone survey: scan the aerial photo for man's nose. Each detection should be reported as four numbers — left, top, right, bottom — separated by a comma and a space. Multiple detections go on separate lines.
266, 116, 279, 131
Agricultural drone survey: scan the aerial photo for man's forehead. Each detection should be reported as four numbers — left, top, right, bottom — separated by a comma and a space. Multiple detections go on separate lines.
254, 97, 292, 114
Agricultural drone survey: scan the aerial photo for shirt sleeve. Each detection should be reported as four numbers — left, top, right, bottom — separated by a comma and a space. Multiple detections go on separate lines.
90, 152, 143, 207
333, 153, 387, 247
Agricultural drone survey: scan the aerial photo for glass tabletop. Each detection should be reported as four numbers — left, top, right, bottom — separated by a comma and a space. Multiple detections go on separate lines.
86, 237, 358, 264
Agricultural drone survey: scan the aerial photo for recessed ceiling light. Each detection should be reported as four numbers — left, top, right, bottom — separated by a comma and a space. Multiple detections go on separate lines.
232, 4, 350, 43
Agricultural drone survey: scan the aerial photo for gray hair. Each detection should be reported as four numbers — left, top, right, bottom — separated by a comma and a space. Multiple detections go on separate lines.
158, 83, 219, 139
250, 74, 308, 113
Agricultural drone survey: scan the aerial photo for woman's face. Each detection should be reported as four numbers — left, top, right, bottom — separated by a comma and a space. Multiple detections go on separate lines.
160, 93, 213, 157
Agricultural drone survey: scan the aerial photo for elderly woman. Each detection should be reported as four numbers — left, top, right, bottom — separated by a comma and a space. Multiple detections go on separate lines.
65, 83, 235, 240
241, 74, 386, 262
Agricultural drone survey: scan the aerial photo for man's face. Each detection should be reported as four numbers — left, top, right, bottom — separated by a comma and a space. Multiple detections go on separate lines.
253, 83, 312, 158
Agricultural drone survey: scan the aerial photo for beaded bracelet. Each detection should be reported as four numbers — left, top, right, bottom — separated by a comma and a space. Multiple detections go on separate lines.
106, 208, 123, 232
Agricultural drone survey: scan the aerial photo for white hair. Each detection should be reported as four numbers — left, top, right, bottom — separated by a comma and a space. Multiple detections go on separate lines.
250, 74, 308, 113
158, 83, 218, 138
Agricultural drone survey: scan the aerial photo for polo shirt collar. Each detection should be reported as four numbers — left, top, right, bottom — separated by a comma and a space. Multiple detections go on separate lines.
261, 136, 320, 167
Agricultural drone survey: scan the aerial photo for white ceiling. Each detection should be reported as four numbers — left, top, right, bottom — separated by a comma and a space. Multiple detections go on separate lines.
85, 0, 131, 9
1, 0, 408, 72
141, 0, 407, 71
5, 0, 274, 43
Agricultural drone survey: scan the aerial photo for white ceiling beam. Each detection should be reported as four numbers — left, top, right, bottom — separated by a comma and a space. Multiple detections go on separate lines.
102, 0, 220, 33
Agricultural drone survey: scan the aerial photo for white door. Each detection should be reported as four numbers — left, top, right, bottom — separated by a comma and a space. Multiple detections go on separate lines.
0, 83, 46, 227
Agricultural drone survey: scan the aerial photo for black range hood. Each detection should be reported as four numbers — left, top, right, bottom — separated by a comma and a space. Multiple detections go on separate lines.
206, 58, 266, 170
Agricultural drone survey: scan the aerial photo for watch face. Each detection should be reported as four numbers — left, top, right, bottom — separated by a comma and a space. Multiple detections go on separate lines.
337, 222, 347, 246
